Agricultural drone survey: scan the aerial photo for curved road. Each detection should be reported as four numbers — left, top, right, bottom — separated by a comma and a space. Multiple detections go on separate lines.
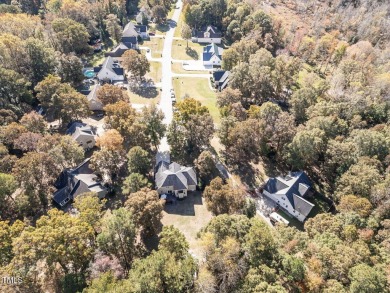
157, 0, 183, 155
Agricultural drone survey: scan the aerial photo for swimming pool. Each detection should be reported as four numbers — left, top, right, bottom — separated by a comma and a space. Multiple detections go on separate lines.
84, 70, 95, 78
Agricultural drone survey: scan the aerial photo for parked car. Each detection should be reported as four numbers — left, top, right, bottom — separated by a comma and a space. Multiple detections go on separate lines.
149, 32, 155, 36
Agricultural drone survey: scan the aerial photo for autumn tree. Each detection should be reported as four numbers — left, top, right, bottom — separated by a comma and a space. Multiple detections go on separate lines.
122, 49, 150, 80
203, 177, 245, 215
96, 84, 128, 106
195, 150, 219, 187
125, 188, 163, 236
20, 111, 47, 133
105, 14, 122, 43
96, 129, 124, 151
151, 5, 167, 24
57, 53, 84, 86
126, 146, 150, 175
97, 208, 137, 272
181, 23, 192, 47
74, 193, 105, 232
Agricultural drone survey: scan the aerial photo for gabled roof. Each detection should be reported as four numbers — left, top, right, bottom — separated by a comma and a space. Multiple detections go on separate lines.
193, 25, 222, 38
97, 57, 124, 77
203, 44, 224, 61
123, 22, 139, 38
155, 161, 197, 191
213, 70, 230, 83
66, 122, 96, 141
53, 159, 107, 207
106, 43, 132, 57
135, 25, 148, 33
264, 171, 314, 217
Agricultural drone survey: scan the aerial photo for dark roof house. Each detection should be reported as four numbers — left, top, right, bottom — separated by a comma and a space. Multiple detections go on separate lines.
53, 158, 107, 207
192, 25, 222, 39
66, 122, 97, 150
263, 171, 314, 222
213, 70, 230, 91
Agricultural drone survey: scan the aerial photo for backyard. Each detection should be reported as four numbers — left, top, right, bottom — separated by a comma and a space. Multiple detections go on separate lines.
161, 191, 213, 259
173, 77, 220, 124
172, 39, 204, 60
127, 88, 161, 105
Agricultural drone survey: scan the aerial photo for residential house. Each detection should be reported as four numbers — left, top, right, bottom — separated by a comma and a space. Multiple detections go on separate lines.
203, 44, 224, 67
135, 25, 149, 39
136, 7, 152, 24
80, 83, 103, 111
213, 70, 230, 91
192, 25, 222, 44
155, 160, 197, 198
95, 57, 125, 83
262, 171, 315, 222
53, 158, 107, 207
66, 122, 97, 150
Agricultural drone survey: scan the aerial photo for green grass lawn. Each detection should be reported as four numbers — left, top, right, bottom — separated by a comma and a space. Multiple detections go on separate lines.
276, 209, 304, 230
172, 39, 204, 60
174, 11, 184, 38
141, 38, 164, 58
127, 88, 161, 105
173, 77, 220, 124
146, 61, 162, 84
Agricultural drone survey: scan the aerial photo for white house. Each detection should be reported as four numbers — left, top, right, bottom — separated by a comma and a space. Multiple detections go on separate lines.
66, 122, 97, 150
95, 57, 125, 83
262, 171, 315, 222
155, 161, 197, 198
192, 25, 222, 44
203, 44, 224, 67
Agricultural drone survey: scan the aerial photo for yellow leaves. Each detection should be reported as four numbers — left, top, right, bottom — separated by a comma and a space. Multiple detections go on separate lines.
96, 129, 124, 151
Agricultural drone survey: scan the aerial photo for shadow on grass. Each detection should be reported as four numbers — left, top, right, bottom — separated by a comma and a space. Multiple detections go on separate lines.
164, 191, 204, 216
130, 82, 159, 99
156, 23, 170, 32
186, 47, 199, 60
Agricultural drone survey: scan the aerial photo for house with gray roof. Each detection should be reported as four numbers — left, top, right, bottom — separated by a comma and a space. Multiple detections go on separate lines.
262, 171, 315, 222
155, 160, 197, 198
203, 44, 224, 67
192, 25, 222, 44
66, 122, 97, 150
95, 57, 125, 83
53, 158, 107, 207
80, 83, 103, 111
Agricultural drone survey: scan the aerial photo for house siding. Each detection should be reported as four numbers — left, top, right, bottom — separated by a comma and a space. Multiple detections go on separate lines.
263, 190, 306, 222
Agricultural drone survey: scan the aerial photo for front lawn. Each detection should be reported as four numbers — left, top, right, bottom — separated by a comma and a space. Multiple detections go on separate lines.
141, 38, 164, 59
171, 62, 208, 74
172, 39, 204, 60
174, 10, 184, 38
145, 61, 162, 84
173, 77, 220, 124
127, 88, 161, 105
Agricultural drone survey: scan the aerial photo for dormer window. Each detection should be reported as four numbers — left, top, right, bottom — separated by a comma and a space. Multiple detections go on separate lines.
204, 32, 210, 38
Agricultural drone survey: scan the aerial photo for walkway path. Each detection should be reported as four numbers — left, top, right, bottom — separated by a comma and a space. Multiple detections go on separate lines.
157, 0, 183, 154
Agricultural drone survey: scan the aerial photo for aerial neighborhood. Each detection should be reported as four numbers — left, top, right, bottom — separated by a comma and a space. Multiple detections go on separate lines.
0, 0, 389, 292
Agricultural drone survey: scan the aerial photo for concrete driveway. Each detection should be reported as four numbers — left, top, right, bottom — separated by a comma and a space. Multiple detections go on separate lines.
180, 60, 211, 71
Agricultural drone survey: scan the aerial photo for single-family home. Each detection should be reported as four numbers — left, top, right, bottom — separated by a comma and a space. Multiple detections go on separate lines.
192, 25, 222, 44
80, 83, 103, 111
135, 25, 149, 39
262, 171, 315, 222
155, 160, 197, 198
213, 70, 230, 91
95, 57, 125, 83
66, 122, 97, 150
203, 44, 224, 67
53, 158, 107, 207
136, 7, 152, 24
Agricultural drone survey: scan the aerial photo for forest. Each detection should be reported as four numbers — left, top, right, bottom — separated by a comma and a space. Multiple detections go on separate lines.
0, 0, 390, 292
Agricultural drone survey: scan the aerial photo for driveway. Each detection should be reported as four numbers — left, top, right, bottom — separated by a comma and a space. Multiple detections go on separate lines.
180, 60, 211, 71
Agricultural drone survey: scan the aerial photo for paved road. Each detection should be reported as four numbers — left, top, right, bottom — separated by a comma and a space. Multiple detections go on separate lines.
157, 0, 183, 153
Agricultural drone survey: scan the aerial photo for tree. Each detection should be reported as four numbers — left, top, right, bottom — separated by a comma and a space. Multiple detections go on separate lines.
337, 195, 372, 218
151, 5, 167, 24
0, 173, 17, 219
159, 225, 190, 260
90, 148, 124, 184
97, 208, 137, 272
57, 53, 84, 86
181, 23, 192, 47
12, 152, 59, 208
0, 109, 17, 126
122, 173, 151, 194
216, 88, 243, 108
96, 129, 124, 151
195, 150, 219, 186
140, 103, 166, 150
125, 188, 163, 236
222, 47, 239, 71
13, 132, 42, 152
12, 209, 94, 284
20, 111, 47, 133
57, 87, 90, 125
203, 177, 245, 215
0, 66, 32, 117
348, 264, 388, 293
105, 14, 122, 43
25, 37, 57, 86
52, 18, 90, 54
0, 122, 27, 148
0, 220, 24, 266
127, 146, 150, 175
122, 49, 150, 80
74, 193, 105, 232
336, 157, 382, 199
96, 84, 128, 106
